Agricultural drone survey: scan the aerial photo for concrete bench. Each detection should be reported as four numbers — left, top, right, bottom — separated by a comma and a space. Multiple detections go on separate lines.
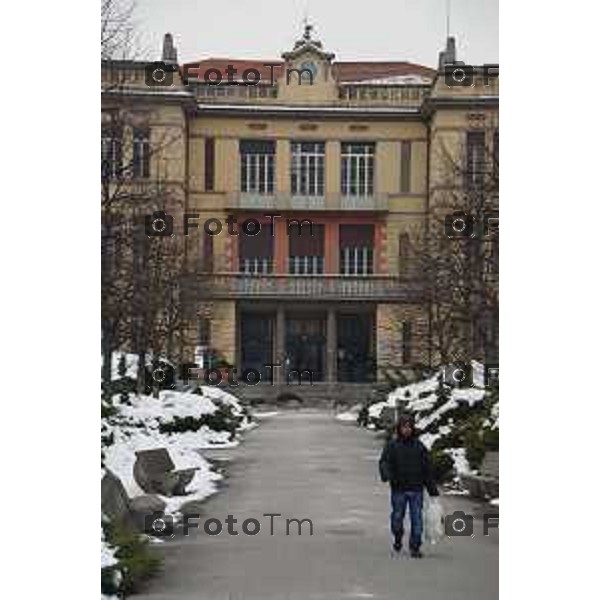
133, 448, 198, 497
462, 451, 499, 499
101, 468, 167, 531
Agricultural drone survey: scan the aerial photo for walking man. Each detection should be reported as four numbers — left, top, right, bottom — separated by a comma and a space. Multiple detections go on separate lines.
378, 413, 439, 557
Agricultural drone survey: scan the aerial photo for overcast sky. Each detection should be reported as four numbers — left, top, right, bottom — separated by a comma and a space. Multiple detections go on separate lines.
133, 0, 498, 67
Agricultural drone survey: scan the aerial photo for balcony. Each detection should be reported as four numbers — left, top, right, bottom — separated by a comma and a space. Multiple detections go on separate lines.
338, 84, 430, 108
184, 272, 423, 302
227, 192, 389, 212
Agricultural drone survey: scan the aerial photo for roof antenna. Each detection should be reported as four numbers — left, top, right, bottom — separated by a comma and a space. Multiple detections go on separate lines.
446, 0, 451, 39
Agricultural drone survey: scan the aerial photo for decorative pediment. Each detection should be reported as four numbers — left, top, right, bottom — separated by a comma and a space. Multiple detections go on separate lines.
281, 24, 335, 63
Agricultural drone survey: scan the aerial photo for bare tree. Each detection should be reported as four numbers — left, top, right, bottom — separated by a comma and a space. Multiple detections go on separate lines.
416, 123, 499, 366
101, 104, 189, 394
101, 0, 136, 60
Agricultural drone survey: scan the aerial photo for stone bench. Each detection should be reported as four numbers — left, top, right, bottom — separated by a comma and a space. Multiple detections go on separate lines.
133, 448, 198, 497
101, 468, 166, 532
462, 451, 499, 499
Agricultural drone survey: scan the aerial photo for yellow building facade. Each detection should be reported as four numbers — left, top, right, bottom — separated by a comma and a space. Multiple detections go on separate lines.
101, 29, 499, 401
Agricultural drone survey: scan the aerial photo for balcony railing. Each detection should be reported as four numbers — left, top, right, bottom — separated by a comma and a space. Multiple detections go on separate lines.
184, 272, 423, 302
338, 85, 430, 108
228, 192, 389, 211
189, 82, 431, 108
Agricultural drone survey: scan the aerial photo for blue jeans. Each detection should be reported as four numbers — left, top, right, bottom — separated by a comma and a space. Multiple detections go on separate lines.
390, 489, 423, 550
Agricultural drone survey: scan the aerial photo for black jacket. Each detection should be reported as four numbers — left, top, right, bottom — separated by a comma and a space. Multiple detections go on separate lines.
378, 436, 439, 495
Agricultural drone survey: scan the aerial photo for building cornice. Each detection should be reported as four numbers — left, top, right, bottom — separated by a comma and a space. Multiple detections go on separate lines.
192, 102, 423, 120
422, 95, 498, 118
101, 86, 195, 105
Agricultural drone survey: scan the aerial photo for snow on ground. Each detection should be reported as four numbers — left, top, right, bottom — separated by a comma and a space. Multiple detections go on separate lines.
490, 402, 499, 429
336, 411, 359, 422
365, 361, 497, 477
368, 361, 488, 426
101, 526, 119, 570
445, 448, 471, 475
336, 404, 362, 422
106, 352, 139, 381
252, 411, 280, 418
102, 386, 251, 519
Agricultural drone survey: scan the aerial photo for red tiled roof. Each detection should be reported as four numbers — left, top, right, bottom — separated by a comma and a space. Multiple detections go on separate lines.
333, 61, 436, 81
181, 58, 435, 83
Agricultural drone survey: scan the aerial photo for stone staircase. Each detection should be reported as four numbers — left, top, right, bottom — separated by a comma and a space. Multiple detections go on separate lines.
219, 382, 381, 408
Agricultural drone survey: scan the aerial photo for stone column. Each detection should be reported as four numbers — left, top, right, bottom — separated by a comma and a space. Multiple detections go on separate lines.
276, 139, 291, 194
325, 140, 341, 208
326, 308, 337, 383
374, 222, 387, 275
273, 217, 288, 274
272, 306, 286, 384
324, 221, 339, 274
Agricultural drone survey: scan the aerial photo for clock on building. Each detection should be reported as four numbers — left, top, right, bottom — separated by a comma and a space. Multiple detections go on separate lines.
300, 61, 318, 80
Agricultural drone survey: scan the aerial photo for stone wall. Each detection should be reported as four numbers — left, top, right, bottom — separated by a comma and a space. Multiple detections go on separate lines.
376, 303, 429, 375
210, 301, 236, 365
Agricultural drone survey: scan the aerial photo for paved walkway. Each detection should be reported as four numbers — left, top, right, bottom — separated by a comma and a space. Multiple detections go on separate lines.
137, 410, 498, 600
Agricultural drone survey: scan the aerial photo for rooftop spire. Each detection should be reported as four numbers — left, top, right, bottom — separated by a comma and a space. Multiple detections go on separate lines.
303, 21, 314, 43
438, 35, 457, 69
162, 33, 178, 64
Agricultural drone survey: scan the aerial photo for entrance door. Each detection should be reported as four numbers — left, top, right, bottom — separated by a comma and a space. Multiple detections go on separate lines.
285, 316, 325, 382
240, 313, 273, 382
337, 313, 375, 382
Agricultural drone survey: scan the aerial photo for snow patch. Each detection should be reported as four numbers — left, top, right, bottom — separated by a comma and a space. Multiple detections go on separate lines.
102, 387, 249, 519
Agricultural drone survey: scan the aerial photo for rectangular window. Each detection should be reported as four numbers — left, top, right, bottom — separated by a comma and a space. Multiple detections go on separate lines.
203, 230, 214, 273
240, 140, 275, 193
339, 224, 374, 275
400, 140, 411, 193
239, 224, 274, 274
465, 131, 486, 189
341, 142, 375, 196
101, 126, 122, 180
205, 137, 215, 191
132, 128, 150, 179
291, 141, 325, 196
402, 321, 412, 364
198, 318, 210, 347
288, 223, 324, 274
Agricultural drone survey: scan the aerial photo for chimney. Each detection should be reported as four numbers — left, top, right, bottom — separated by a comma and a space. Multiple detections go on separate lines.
162, 33, 178, 64
438, 36, 457, 69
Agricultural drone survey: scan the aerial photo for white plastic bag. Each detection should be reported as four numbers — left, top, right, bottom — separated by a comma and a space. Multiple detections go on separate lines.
422, 492, 445, 545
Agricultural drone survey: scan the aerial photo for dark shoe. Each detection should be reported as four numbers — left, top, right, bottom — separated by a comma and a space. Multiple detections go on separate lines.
392, 533, 402, 552
410, 548, 423, 558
